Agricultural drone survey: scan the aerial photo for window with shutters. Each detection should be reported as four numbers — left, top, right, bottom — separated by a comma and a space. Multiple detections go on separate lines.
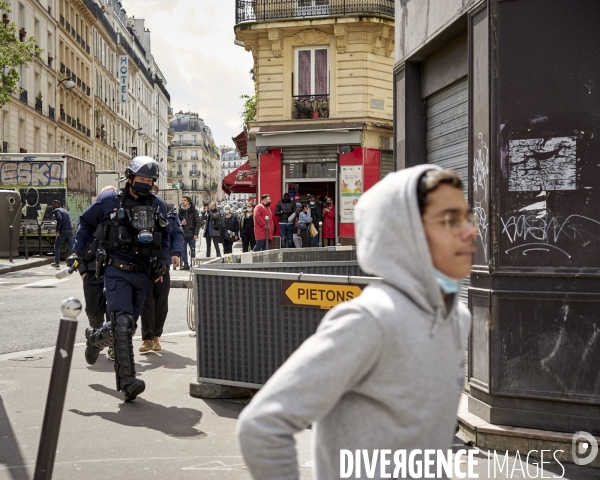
295, 47, 328, 97
293, 47, 329, 119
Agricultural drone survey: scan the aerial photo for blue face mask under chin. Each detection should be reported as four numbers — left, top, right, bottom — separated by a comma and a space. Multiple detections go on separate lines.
434, 268, 462, 294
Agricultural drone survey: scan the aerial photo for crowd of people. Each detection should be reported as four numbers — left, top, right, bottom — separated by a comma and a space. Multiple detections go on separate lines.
173, 193, 337, 263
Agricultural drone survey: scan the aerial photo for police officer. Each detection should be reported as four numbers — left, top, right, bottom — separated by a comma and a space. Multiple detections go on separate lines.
69, 157, 171, 402
139, 186, 184, 353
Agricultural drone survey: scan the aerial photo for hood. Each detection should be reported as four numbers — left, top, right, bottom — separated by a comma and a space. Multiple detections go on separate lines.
355, 164, 450, 318
180, 203, 195, 212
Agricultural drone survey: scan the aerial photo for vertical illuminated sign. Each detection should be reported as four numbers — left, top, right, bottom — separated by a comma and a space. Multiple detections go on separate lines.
119, 56, 129, 103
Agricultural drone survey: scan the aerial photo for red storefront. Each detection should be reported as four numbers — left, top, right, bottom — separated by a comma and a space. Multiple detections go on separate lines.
253, 144, 393, 244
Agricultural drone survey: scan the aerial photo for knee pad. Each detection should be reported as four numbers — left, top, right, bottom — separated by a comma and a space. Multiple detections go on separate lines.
113, 312, 135, 339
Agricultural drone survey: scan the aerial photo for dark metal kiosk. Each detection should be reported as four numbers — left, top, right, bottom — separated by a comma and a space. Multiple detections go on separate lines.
469, 0, 600, 436
394, 0, 600, 442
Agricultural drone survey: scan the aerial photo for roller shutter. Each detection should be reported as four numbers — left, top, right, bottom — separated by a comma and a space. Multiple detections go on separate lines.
282, 146, 338, 164
380, 151, 394, 179
426, 78, 470, 382
426, 78, 470, 308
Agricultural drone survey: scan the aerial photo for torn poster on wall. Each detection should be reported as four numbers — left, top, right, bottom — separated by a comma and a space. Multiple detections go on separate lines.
508, 136, 577, 191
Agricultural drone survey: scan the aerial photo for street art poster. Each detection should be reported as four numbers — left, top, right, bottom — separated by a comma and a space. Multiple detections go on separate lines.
340, 166, 363, 223
508, 136, 577, 191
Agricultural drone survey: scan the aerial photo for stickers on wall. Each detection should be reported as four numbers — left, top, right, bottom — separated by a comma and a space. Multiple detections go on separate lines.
508, 136, 576, 191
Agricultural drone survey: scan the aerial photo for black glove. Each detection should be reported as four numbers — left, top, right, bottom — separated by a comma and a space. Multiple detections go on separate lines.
66, 252, 82, 270
152, 256, 167, 280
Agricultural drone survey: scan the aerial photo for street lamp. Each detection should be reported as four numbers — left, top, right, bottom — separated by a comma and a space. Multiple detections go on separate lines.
57, 77, 75, 90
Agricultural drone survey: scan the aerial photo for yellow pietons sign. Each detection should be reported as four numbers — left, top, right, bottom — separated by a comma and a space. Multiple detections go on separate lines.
282, 281, 364, 310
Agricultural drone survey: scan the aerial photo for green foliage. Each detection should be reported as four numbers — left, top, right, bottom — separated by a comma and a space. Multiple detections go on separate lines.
0, 2, 43, 108
240, 88, 256, 127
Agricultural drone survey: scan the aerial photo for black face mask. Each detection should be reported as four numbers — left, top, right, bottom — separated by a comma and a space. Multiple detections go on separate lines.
132, 182, 152, 197
265, 202, 271, 207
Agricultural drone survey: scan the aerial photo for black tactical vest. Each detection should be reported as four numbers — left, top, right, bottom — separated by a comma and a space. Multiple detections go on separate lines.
100, 189, 165, 258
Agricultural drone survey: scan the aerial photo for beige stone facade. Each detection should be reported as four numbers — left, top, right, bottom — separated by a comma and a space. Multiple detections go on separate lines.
237, 17, 394, 130
0, 0, 171, 187
168, 112, 222, 205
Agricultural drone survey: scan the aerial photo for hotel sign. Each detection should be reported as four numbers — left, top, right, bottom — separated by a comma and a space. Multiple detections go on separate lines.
119, 56, 129, 103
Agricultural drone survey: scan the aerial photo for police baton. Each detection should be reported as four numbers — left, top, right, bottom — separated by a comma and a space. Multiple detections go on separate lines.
34, 298, 81, 480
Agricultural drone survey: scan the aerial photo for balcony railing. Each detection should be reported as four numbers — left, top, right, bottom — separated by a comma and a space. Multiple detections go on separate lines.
191, 155, 199, 160
19, 89, 27, 105
190, 171, 199, 176
170, 140, 201, 146
49, 106, 55, 121
292, 94, 329, 119
61, 111, 66, 121
35, 98, 42, 113
236, 0, 394, 24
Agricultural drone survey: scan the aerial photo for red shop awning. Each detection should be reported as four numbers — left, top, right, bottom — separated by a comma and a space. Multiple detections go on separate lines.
232, 130, 248, 158
221, 161, 258, 195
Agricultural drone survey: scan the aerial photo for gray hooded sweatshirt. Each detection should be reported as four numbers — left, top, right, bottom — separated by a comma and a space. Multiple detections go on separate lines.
237, 164, 471, 479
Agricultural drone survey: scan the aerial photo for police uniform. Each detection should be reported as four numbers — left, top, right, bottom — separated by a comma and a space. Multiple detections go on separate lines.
70, 157, 171, 402
140, 203, 184, 350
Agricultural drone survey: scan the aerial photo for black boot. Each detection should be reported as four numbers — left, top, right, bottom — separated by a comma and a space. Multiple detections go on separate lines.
112, 313, 145, 402
84, 323, 113, 365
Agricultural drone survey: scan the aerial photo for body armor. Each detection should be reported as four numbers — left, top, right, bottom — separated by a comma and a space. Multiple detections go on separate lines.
99, 189, 168, 258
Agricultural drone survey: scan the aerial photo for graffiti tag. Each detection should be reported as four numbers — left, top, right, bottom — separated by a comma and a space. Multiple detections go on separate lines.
0, 162, 65, 186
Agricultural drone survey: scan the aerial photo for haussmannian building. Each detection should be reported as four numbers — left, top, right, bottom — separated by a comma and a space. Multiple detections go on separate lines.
167, 112, 222, 205
0, 0, 172, 188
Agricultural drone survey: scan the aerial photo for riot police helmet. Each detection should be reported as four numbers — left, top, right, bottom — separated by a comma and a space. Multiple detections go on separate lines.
124, 156, 161, 181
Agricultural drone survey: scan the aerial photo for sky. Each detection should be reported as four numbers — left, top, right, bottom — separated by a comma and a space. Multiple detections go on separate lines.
124, 0, 254, 147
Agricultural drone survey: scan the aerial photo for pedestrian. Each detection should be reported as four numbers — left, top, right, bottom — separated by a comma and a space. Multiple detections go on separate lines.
322, 196, 336, 246
237, 166, 476, 479
221, 204, 240, 255
204, 201, 222, 257
178, 196, 201, 270
70, 156, 171, 402
298, 203, 312, 248
274, 193, 295, 248
140, 186, 184, 353
240, 202, 256, 253
292, 197, 303, 248
309, 194, 322, 247
51, 200, 75, 268
78, 185, 117, 333
253, 194, 273, 252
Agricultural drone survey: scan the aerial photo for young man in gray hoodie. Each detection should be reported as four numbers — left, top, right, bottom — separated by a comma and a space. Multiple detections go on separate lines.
236, 164, 477, 479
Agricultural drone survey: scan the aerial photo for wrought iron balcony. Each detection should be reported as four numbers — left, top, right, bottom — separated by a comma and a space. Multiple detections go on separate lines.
292, 94, 329, 119
49, 106, 55, 121
35, 98, 42, 113
236, 0, 394, 24
61, 111, 66, 121
19, 89, 27, 104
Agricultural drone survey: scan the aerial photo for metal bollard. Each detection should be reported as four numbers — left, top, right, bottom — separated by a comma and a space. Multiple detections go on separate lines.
265, 216, 270, 251
319, 221, 323, 248
38, 223, 43, 256
34, 298, 81, 480
9, 225, 13, 263
22, 225, 28, 260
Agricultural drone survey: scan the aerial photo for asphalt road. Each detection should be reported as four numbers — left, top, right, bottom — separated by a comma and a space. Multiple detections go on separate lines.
0, 263, 192, 355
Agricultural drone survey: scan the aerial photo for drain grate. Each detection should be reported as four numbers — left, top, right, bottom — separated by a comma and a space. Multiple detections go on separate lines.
10, 356, 44, 362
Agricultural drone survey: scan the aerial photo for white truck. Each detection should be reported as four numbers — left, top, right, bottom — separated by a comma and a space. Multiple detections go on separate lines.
95, 170, 121, 200
0, 153, 95, 257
